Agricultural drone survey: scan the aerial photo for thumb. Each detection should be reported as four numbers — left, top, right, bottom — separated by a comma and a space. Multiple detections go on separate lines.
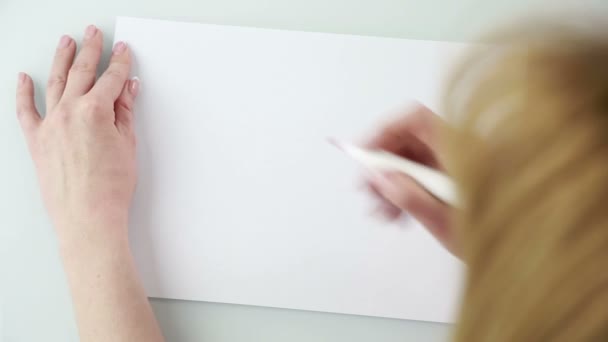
114, 77, 139, 135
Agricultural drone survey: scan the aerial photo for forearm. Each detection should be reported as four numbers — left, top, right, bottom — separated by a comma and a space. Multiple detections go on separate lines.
18, 24, 162, 342
58, 220, 164, 342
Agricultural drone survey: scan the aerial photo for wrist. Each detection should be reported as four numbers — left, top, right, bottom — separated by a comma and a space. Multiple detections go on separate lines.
55, 215, 131, 255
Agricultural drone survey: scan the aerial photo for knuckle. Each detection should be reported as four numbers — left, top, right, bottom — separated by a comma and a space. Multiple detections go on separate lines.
83, 97, 105, 113
105, 68, 126, 80
47, 75, 67, 89
115, 98, 132, 113
80, 97, 112, 125
70, 61, 94, 74
78, 98, 106, 123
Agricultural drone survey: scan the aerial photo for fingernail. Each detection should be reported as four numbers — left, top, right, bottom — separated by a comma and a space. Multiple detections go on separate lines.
130, 77, 140, 96
17, 72, 26, 86
84, 25, 97, 40
113, 41, 127, 55
58, 35, 71, 48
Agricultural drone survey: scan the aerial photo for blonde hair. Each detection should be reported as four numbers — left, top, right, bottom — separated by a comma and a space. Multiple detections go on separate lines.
442, 20, 608, 341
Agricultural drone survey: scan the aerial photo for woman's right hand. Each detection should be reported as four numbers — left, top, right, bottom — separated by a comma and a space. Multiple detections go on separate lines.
365, 104, 459, 257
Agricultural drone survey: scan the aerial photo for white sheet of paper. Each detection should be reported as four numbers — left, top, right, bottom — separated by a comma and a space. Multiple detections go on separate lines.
115, 17, 466, 323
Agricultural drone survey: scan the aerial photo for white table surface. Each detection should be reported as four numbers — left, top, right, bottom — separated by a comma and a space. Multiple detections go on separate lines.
0, 0, 576, 341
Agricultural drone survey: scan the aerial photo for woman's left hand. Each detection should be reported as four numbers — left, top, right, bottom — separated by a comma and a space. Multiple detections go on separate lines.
16, 25, 140, 244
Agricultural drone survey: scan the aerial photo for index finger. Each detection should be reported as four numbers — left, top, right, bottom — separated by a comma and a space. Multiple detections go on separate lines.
90, 41, 131, 101
367, 104, 438, 150
366, 104, 441, 167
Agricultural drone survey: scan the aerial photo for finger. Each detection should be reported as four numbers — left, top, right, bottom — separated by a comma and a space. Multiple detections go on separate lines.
114, 77, 139, 135
16, 73, 41, 136
372, 201, 402, 221
92, 41, 131, 102
64, 25, 103, 97
366, 104, 441, 167
366, 103, 436, 148
369, 172, 450, 238
365, 180, 401, 213
46, 35, 76, 109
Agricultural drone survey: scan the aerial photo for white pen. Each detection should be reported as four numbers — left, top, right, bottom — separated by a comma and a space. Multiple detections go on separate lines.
330, 139, 458, 207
